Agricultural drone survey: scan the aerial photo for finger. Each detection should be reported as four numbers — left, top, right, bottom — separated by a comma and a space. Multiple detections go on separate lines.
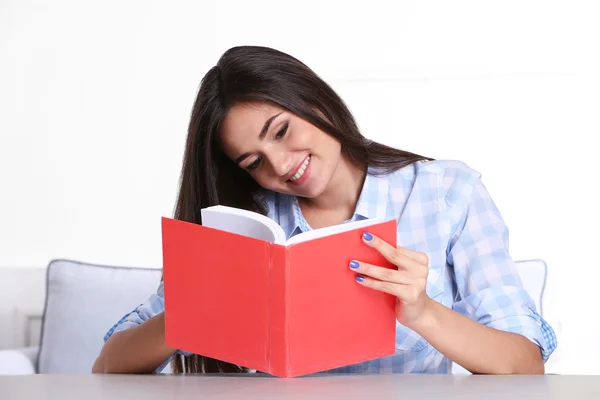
396, 246, 429, 266
356, 275, 419, 303
362, 232, 423, 272
349, 260, 411, 284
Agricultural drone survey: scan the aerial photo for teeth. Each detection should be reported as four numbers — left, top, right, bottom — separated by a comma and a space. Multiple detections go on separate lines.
290, 156, 310, 182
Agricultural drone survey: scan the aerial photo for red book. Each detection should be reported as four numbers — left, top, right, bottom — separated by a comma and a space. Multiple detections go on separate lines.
162, 205, 397, 378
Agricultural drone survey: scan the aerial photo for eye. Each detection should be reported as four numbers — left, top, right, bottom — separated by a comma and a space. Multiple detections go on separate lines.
246, 156, 262, 171
275, 122, 289, 139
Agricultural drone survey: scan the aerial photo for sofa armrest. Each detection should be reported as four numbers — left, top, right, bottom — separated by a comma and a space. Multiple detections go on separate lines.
0, 346, 39, 375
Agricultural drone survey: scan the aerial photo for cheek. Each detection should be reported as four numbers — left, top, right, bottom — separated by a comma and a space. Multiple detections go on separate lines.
288, 124, 318, 149
252, 171, 277, 189
310, 130, 340, 158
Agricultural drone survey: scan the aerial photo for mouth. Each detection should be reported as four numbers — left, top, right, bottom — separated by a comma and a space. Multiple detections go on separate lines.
287, 155, 311, 183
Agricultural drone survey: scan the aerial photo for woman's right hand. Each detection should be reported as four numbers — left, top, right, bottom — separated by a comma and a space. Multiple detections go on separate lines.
92, 312, 177, 374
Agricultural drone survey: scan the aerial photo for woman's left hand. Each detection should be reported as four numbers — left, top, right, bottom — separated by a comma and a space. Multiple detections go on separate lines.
349, 231, 433, 328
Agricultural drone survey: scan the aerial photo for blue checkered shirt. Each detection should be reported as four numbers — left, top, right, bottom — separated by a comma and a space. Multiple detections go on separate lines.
104, 159, 557, 373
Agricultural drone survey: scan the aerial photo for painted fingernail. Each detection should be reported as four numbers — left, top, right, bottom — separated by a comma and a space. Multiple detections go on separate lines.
363, 232, 373, 241
356, 275, 364, 283
350, 260, 360, 269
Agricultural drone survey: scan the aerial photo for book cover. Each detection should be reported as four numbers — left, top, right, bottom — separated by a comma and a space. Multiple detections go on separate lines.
162, 216, 398, 377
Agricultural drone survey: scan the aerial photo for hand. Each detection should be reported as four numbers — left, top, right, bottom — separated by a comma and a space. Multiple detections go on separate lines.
349, 231, 432, 328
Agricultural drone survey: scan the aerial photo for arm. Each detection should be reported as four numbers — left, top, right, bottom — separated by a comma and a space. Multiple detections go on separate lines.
354, 167, 556, 374
433, 172, 555, 374
92, 280, 188, 374
92, 312, 177, 374
412, 297, 544, 374
355, 236, 547, 374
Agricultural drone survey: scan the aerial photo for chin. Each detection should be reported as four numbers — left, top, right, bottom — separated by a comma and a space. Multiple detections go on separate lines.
296, 180, 328, 199
272, 181, 320, 199
277, 187, 318, 199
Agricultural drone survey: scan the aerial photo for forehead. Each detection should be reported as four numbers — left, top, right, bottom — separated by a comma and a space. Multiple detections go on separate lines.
219, 102, 285, 157
221, 102, 282, 137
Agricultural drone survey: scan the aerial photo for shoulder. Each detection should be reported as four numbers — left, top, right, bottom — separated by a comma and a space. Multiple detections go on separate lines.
395, 158, 480, 178
385, 159, 485, 207
385, 158, 481, 183
420, 158, 482, 188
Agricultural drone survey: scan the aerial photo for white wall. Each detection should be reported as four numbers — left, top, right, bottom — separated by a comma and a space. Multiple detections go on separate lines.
1, 0, 599, 373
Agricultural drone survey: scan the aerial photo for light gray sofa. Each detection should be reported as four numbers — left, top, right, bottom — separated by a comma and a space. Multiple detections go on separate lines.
0, 259, 162, 374
0, 258, 549, 375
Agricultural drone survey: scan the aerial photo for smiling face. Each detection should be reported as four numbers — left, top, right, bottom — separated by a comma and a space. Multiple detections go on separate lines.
219, 102, 344, 199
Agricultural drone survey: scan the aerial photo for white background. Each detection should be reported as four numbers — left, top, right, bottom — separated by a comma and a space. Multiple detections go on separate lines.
1, 0, 599, 373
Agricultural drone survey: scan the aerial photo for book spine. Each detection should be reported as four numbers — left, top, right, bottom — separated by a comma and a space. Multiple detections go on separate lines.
268, 244, 290, 377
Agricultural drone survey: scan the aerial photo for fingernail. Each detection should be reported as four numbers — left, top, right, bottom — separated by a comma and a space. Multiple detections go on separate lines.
350, 260, 360, 269
356, 275, 364, 283
363, 232, 373, 241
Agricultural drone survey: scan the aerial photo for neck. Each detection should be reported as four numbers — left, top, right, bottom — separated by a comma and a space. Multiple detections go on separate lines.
298, 158, 366, 226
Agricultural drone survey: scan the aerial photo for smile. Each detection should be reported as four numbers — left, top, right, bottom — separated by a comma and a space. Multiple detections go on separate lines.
288, 155, 310, 182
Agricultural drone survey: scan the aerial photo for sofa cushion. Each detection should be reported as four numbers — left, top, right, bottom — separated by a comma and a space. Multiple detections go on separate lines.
37, 259, 162, 373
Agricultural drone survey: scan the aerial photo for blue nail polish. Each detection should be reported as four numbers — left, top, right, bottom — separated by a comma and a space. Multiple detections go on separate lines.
350, 260, 359, 269
363, 232, 373, 241
356, 275, 364, 283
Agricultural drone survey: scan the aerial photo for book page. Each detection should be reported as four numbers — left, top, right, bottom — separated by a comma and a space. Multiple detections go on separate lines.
200, 205, 287, 244
284, 217, 386, 246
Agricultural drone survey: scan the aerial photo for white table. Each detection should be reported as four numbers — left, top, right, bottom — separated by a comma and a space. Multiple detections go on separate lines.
1, 373, 599, 399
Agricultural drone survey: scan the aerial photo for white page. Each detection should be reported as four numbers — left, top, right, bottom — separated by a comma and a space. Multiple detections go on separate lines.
284, 217, 386, 246
200, 205, 287, 244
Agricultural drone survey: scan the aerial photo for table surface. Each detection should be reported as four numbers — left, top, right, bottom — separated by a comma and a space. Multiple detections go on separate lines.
1, 373, 600, 400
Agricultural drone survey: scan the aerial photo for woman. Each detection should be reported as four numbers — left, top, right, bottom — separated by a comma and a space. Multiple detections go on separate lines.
92, 45, 557, 375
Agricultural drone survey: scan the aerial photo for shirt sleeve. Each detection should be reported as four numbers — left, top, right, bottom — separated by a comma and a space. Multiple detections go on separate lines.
446, 171, 557, 363
103, 279, 193, 371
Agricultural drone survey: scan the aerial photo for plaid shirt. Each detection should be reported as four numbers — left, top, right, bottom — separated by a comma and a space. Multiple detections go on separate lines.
104, 159, 557, 373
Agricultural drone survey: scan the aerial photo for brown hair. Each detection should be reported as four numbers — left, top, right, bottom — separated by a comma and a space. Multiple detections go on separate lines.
169, 45, 433, 374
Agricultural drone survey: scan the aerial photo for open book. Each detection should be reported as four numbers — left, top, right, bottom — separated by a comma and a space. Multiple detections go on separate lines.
161, 205, 398, 378
200, 205, 389, 246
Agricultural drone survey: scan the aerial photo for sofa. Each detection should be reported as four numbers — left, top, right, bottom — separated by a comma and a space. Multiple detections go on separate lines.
0, 258, 549, 375
0, 259, 163, 374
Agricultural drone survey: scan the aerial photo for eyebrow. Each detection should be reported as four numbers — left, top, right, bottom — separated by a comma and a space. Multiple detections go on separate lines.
234, 112, 283, 165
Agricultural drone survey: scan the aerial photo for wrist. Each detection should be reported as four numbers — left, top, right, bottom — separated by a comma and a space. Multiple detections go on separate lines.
406, 296, 439, 334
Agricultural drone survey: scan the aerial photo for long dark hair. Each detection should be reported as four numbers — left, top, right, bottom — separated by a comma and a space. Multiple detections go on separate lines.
169, 45, 433, 374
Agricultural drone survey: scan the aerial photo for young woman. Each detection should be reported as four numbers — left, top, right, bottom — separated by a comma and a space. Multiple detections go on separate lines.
92, 46, 557, 375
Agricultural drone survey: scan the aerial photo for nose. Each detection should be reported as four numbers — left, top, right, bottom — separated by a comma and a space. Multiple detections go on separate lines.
265, 149, 292, 178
